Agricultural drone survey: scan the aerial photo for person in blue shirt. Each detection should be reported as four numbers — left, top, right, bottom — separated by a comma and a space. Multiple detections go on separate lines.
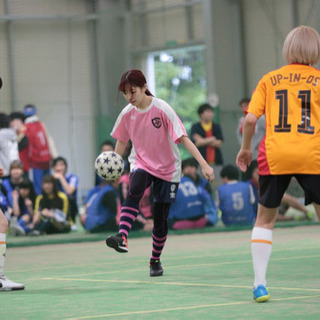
0, 189, 9, 216
80, 179, 119, 233
52, 157, 79, 230
217, 164, 255, 227
169, 158, 218, 229
1, 160, 24, 209
10, 178, 35, 236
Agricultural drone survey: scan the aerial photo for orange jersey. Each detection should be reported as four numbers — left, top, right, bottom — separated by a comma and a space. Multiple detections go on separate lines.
248, 64, 320, 175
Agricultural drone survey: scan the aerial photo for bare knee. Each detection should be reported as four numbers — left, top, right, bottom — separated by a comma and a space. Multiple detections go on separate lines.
0, 212, 9, 233
255, 204, 278, 229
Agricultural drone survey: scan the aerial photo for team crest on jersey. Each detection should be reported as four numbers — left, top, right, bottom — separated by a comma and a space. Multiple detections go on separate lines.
152, 117, 162, 128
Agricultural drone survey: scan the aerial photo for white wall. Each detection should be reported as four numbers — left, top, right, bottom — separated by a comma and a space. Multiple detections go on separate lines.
0, 0, 96, 198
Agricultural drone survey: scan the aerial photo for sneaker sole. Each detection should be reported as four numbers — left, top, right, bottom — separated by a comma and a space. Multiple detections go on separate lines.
254, 295, 270, 303
150, 271, 163, 277
106, 237, 128, 253
0, 286, 25, 291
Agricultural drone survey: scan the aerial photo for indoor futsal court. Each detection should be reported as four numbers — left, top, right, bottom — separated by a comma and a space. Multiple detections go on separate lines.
2, 225, 320, 319
1, 1, 320, 319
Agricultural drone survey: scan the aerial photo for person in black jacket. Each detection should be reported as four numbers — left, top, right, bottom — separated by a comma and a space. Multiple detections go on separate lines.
191, 103, 224, 188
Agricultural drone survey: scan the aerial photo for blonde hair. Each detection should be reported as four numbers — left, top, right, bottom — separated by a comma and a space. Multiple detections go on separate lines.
282, 25, 320, 65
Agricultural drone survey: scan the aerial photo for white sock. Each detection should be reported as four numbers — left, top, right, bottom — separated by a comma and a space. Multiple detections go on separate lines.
251, 227, 273, 288
0, 233, 6, 276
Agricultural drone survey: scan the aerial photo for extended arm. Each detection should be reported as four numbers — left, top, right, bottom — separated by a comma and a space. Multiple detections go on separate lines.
236, 112, 257, 172
115, 140, 127, 156
180, 136, 214, 182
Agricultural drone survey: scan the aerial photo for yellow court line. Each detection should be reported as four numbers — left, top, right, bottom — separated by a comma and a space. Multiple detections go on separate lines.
65, 295, 320, 320
42, 277, 320, 292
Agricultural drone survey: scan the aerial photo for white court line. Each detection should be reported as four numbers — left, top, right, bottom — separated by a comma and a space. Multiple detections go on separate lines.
41, 277, 320, 292
64, 294, 320, 319
24, 253, 320, 280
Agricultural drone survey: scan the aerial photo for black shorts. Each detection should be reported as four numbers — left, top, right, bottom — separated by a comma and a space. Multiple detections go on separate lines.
259, 174, 320, 208
130, 169, 179, 203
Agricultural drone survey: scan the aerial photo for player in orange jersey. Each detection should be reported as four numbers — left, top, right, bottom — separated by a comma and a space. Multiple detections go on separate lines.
236, 25, 320, 302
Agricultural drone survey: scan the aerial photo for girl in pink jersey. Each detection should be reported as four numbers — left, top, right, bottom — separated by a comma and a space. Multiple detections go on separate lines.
106, 69, 214, 276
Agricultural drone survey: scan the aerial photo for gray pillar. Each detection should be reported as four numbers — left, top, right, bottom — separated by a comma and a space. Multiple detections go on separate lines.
4, 0, 18, 111
202, 0, 218, 99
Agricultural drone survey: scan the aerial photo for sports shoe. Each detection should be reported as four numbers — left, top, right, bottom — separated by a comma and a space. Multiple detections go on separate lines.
253, 284, 270, 302
70, 224, 78, 232
106, 234, 128, 253
29, 230, 41, 236
10, 223, 26, 237
149, 259, 163, 277
0, 275, 25, 291
306, 211, 316, 221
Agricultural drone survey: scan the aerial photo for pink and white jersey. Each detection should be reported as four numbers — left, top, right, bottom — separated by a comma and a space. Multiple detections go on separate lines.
111, 97, 187, 182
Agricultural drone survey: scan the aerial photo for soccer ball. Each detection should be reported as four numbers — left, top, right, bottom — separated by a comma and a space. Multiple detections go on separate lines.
94, 151, 124, 181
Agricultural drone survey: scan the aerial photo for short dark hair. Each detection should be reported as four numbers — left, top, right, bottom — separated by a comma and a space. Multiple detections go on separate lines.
10, 160, 24, 171
220, 164, 239, 180
182, 158, 198, 171
19, 178, 33, 190
100, 139, 115, 150
197, 103, 214, 116
239, 98, 250, 106
51, 156, 68, 169
9, 111, 25, 122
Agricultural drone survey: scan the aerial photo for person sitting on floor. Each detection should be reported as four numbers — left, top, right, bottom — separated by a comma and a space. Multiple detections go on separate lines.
9, 178, 36, 236
217, 164, 256, 227
168, 158, 218, 230
80, 179, 119, 233
51, 156, 79, 230
31, 175, 70, 235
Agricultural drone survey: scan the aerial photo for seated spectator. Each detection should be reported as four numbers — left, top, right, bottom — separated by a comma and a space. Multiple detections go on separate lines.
250, 163, 314, 221
182, 158, 213, 195
1, 160, 25, 208
168, 158, 218, 230
9, 178, 36, 236
31, 175, 70, 235
0, 113, 19, 178
217, 164, 255, 227
51, 157, 79, 230
0, 188, 9, 218
80, 180, 118, 233
9, 112, 29, 177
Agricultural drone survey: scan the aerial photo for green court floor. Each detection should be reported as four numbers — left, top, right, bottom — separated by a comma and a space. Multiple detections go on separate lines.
1, 226, 320, 319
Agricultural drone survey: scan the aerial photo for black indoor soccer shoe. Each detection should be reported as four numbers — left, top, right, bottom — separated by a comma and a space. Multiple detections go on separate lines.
149, 259, 163, 277
106, 234, 128, 253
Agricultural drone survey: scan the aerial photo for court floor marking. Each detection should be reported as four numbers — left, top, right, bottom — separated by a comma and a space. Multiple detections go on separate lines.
23, 253, 320, 279
65, 294, 320, 319
7, 244, 320, 274
41, 277, 320, 292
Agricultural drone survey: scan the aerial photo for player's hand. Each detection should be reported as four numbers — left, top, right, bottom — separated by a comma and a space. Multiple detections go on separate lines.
236, 149, 252, 172
201, 164, 215, 182
0, 168, 3, 177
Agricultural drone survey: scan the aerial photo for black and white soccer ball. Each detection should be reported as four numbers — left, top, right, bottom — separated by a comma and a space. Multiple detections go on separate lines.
94, 151, 124, 181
